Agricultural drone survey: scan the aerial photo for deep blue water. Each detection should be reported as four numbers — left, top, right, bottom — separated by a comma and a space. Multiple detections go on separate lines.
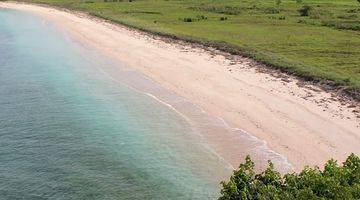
0, 9, 231, 199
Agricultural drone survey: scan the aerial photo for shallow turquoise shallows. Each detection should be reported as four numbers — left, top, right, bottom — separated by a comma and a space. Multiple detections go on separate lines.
0, 9, 231, 199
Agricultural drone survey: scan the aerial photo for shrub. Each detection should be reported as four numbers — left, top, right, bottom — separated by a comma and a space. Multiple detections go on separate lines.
189, 6, 241, 15
321, 20, 360, 31
197, 15, 208, 20
220, 17, 228, 21
182, 15, 208, 23
298, 5, 312, 16
219, 153, 360, 200
183, 17, 193, 22
347, 8, 360, 13
264, 7, 280, 14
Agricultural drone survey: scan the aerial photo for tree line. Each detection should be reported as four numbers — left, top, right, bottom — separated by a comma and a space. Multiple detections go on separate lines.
219, 154, 360, 199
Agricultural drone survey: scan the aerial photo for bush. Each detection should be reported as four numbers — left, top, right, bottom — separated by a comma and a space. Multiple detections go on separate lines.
219, 154, 360, 200
220, 17, 228, 21
264, 7, 280, 14
347, 8, 360, 13
182, 15, 208, 23
189, 6, 242, 15
298, 5, 312, 16
197, 15, 208, 20
183, 17, 193, 22
321, 20, 360, 31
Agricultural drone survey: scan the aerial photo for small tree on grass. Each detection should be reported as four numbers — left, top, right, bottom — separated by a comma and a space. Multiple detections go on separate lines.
219, 153, 360, 200
298, 5, 312, 16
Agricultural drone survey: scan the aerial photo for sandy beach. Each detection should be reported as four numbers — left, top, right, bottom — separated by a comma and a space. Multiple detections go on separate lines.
1, 2, 359, 171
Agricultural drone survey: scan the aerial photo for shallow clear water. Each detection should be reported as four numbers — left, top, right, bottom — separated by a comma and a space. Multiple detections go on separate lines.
0, 9, 233, 199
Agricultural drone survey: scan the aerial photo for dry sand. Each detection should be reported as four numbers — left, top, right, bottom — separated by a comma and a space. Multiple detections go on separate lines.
1, 2, 359, 171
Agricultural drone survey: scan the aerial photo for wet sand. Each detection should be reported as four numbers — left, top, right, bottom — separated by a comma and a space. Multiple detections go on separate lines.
1, 2, 359, 171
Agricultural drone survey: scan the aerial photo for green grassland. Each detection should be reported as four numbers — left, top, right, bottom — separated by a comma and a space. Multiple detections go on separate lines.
16, 0, 360, 97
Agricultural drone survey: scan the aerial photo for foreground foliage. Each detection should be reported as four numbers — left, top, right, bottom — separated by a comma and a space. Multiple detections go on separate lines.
219, 154, 360, 200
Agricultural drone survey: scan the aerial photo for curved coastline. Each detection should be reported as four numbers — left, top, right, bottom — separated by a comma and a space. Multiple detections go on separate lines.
1, 2, 359, 173
90, 42, 294, 173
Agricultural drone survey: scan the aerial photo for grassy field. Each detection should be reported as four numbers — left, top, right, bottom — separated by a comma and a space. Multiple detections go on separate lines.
15, 0, 360, 97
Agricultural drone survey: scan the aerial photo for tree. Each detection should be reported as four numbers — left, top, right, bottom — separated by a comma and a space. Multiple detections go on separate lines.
219, 153, 360, 200
298, 5, 312, 16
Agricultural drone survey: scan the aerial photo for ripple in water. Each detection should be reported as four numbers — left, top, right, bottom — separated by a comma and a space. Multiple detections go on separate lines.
0, 8, 292, 200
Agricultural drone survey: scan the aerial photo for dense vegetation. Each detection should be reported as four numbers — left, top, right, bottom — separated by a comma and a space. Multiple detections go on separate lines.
219, 154, 360, 200
14, 0, 360, 97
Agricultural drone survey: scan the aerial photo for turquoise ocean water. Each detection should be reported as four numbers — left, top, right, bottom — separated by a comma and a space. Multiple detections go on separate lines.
0, 9, 235, 199
0, 8, 293, 200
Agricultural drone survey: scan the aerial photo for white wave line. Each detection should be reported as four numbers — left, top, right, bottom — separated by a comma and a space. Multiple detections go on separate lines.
95, 66, 235, 170
215, 116, 294, 170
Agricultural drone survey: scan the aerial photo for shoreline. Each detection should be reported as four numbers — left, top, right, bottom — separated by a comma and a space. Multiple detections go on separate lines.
88, 39, 294, 173
1, 2, 359, 171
